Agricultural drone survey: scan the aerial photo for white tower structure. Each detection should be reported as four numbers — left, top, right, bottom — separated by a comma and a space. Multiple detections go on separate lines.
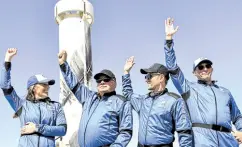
54, 0, 94, 146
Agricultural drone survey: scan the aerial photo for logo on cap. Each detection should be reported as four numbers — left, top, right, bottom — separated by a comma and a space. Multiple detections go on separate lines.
35, 75, 47, 81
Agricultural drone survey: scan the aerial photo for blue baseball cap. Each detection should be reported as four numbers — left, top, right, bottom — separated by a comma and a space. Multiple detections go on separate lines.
27, 74, 55, 89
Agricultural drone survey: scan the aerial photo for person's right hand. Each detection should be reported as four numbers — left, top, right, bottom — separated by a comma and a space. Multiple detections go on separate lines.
124, 56, 135, 74
5, 48, 17, 62
165, 17, 179, 40
232, 130, 242, 144
58, 50, 67, 65
21, 122, 36, 135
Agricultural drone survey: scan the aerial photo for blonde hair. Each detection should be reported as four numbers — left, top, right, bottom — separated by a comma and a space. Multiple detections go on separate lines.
26, 85, 35, 101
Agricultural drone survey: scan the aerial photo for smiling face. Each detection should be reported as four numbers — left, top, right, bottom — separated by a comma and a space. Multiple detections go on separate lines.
96, 75, 116, 94
193, 62, 213, 82
33, 83, 50, 99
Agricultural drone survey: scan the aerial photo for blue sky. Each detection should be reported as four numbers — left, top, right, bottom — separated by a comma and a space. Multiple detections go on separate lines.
0, 0, 242, 146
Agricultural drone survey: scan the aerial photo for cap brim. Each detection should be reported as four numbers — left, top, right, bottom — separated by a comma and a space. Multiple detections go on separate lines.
140, 68, 152, 74
39, 79, 55, 85
94, 73, 111, 80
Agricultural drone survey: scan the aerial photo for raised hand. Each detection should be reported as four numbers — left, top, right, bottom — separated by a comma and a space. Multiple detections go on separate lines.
58, 50, 67, 65
124, 56, 135, 74
165, 17, 179, 40
5, 48, 17, 62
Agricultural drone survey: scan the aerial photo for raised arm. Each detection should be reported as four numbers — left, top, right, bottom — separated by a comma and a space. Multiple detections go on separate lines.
164, 18, 190, 97
0, 48, 24, 112
58, 50, 94, 104
122, 56, 144, 113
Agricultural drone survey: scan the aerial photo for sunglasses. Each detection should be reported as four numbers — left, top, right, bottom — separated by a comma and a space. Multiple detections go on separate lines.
145, 73, 161, 80
96, 78, 112, 84
197, 64, 212, 70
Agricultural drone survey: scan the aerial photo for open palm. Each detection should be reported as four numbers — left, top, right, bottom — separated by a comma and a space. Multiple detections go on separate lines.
124, 56, 135, 73
165, 17, 179, 38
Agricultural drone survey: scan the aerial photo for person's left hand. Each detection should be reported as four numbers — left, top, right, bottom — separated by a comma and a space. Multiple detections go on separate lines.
21, 122, 37, 135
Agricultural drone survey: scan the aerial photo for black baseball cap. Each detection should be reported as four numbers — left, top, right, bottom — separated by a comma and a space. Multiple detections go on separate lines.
94, 69, 116, 80
140, 63, 170, 74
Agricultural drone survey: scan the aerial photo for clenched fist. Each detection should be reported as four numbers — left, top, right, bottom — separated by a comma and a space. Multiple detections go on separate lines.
5, 48, 17, 62
58, 50, 67, 65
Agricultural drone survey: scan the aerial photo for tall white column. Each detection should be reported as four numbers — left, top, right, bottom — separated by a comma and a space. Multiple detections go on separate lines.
54, 0, 94, 146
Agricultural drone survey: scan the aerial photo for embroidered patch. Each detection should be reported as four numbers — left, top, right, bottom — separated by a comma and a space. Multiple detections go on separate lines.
46, 105, 56, 111
106, 100, 113, 106
160, 101, 166, 107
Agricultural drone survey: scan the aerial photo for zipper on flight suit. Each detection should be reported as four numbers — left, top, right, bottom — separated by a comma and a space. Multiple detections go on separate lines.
38, 102, 42, 147
83, 98, 101, 147
210, 86, 219, 146
144, 98, 155, 144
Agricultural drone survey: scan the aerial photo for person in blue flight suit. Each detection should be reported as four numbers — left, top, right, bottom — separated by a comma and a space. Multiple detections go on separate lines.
122, 56, 192, 147
164, 17, 242, 147
58, 50, 133, 147
0, 48, 67, 147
